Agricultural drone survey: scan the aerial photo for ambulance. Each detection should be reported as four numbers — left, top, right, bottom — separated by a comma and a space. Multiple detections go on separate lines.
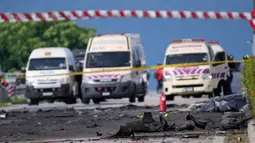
81, 33, 147, 104
163, 38, 229, 100
25, 47, 78, 105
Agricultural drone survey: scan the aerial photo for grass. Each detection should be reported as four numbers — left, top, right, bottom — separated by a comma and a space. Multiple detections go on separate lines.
0, 96, 28, 107
240, 58, 255, 117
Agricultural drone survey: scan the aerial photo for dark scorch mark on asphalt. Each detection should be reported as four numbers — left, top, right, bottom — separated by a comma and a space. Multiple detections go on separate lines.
0, 104, 244, 142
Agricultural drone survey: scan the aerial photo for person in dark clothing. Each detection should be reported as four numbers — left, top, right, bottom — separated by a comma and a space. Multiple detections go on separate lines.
155, 64, 163, 93
75, 62, 83, 98
227, 55, 236, 94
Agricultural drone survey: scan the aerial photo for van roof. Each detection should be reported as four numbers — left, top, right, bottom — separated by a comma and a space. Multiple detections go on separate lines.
88, 34, 131, 52
29, 47, 70, 59
166, 39, 209, 55
95, 33, 139, 37
207, 42, 224, 53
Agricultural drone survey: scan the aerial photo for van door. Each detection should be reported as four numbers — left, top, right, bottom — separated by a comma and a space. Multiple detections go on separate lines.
211, 51, 228, 89
131, 46, 141, 85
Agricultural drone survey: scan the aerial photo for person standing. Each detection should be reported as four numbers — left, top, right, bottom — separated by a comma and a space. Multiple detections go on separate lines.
155, 64, 163, 93
226, 55, 236, 94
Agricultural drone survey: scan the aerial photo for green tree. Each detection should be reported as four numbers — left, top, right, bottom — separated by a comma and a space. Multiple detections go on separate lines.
0, 21, 96, 71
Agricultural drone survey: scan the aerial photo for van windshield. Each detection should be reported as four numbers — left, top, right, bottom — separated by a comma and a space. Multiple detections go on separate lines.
86, 52, 130, 68
165, 53, 208, 65
28, 58, 67, 70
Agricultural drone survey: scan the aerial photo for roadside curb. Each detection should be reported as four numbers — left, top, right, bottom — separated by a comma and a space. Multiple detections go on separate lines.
248, 119, 255, 143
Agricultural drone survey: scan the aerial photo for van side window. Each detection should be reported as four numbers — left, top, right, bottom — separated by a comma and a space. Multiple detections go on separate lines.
132, 46, 140, 67
132, 50, 137, 66
214, 52, 226, 62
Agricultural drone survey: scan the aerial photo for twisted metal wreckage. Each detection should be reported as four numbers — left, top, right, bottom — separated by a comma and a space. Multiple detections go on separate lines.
96, 110, 251, 139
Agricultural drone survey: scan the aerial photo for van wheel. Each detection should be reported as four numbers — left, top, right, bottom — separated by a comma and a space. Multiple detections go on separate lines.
208, 93, 213, 99
93, 99, 100, 104
129, 96, 136, 103
223, 81, 231, 95
166, 95, 174, 101
214, 82, 224, 97
213, 88, 221, 97
192, 94, 203, 98
28, 99, 39, 106
129, 84, 136, 103
138, 96, 145, 102
82, 97, 90, 104
64, 97, 77, 104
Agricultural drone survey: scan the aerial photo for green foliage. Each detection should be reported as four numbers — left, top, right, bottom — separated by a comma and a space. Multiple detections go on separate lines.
0, 21, 96, 71
241, 58, 255, 116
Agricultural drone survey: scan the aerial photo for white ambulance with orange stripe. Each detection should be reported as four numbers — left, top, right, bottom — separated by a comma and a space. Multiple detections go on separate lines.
81, 33, 147, 104
163, 38, 229, 100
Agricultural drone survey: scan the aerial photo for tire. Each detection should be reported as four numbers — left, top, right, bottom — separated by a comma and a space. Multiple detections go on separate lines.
213, 88, 220, 97
192, 94, 203, 98
93, 99, 100, 104
64, 97, 77, 104
64, 89, 77, 104
213, 82, 222, 97
166, 95, 174, 101
129, 96, 136, 103
208, 93, 213, 99
82, 97, 90, 104
28, 99, 39, 106
223, 81, 231, 95
129, 84, 136, 103
214, 81, 226, 97
138, 96, 145, 102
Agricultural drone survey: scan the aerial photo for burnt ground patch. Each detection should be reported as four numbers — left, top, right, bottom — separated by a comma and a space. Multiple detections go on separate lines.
0, 105, 245, 142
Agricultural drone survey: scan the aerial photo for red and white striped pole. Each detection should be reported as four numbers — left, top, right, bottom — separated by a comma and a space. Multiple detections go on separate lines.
0, 10, 251, 23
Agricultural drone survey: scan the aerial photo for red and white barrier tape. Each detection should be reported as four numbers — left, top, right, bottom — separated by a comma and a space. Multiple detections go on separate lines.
0, 10, 251, 23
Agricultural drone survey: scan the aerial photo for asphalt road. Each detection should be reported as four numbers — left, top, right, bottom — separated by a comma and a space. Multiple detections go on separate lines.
0, 73, 243, 143
1, 72, 242, 113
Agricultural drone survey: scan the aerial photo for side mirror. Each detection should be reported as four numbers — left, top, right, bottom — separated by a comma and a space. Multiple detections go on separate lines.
135, 61, 141, 67
21, 67, 26, 73
69, 65, 74, 71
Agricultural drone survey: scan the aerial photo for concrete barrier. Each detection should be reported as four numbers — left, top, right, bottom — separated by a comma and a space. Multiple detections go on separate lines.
0, 87, 8, 101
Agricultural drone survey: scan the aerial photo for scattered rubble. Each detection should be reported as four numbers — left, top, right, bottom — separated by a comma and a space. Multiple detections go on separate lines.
0, 110, 8, 118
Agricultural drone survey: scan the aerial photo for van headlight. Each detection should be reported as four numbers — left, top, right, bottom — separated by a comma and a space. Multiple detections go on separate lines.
59, 77, 70, 84
120, 74, 131, 83
202, 74, 212, 80
82, 76, 93, 84
26, 79, 36, 86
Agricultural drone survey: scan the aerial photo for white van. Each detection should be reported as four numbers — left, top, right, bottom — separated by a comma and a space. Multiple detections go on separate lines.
163, 39, 213, 100
207, 41, 230, 96
25, 47, 78, 105
81, 33, 147, 104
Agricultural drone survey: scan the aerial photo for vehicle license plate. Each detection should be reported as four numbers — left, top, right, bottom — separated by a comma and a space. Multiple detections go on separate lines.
43, 92, 53, 96
102, 92, 110, 96
183, 88, 193, 92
